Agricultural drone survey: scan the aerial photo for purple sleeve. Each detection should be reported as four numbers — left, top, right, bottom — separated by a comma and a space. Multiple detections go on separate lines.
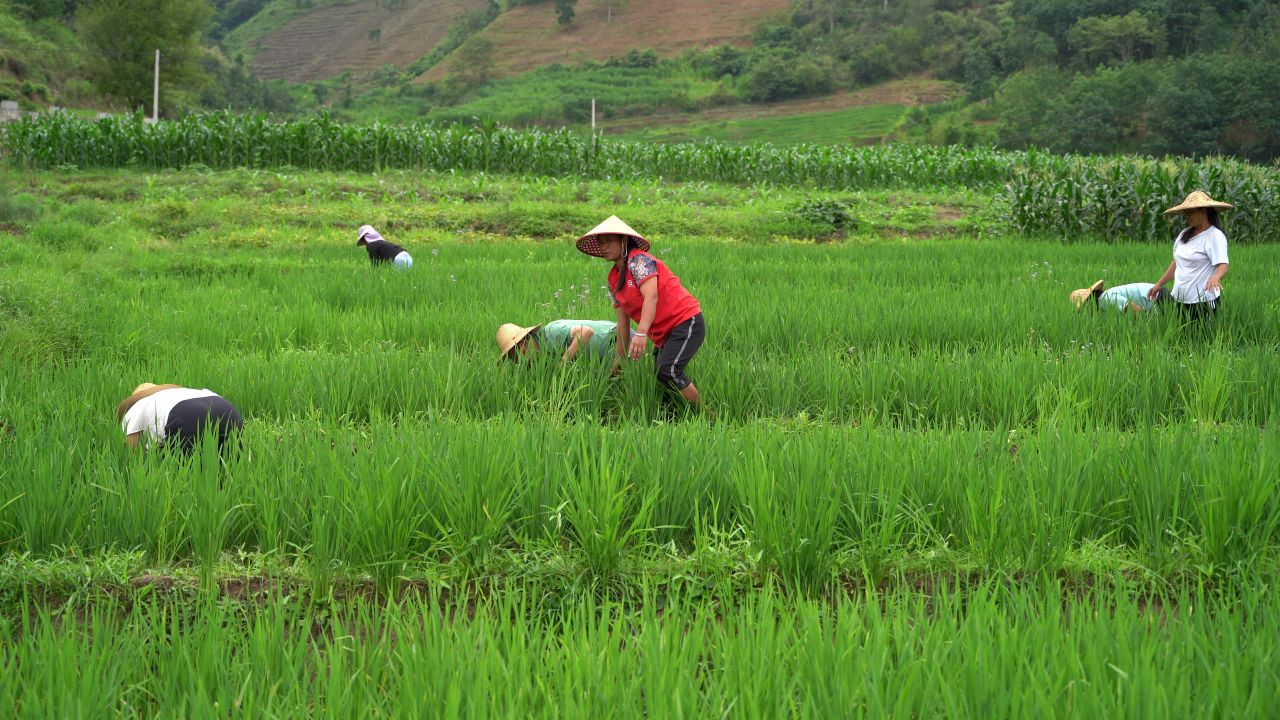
628, 255, 658, 285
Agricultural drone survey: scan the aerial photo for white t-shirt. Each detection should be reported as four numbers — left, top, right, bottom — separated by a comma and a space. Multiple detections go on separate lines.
1172, 227, 1229, 304
121, 387, 217, 445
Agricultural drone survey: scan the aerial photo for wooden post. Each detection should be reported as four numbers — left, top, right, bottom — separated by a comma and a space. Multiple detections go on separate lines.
152, 49, 160, 123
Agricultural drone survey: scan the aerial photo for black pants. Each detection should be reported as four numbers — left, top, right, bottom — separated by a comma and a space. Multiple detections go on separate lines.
1177, 298, 1219, 322
653, 313, 705, 392
163, 396, 244, 454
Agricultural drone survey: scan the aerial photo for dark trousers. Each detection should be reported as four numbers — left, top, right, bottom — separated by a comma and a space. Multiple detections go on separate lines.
163, 396, 244, 454
653, 313, 705, 393
1177, 298, 1220, 322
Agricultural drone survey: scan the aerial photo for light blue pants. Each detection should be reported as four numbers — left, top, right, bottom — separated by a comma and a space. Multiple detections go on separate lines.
393, 251, 413, 270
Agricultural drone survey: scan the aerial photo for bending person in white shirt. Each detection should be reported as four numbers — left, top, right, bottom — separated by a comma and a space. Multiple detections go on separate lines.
1148, 191, 1232, 321
117, 383, 243, 453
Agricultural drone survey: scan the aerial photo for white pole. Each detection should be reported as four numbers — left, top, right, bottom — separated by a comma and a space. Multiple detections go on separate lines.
152, 49, 160, 122
591, 98, 596, 132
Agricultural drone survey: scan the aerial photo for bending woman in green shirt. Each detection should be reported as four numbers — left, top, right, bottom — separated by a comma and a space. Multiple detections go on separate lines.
497, 320, 618, 363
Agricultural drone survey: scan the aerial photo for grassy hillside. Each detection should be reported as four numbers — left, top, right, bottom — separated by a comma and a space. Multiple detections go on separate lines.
0, 4, 92, 111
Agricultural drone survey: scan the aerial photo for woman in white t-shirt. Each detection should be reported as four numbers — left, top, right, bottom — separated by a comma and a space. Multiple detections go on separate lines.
1148, 191, 1232, 320
117, 383, 243, 453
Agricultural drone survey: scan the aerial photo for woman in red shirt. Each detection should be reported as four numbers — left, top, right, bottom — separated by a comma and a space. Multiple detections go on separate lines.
576, 216, 705, 405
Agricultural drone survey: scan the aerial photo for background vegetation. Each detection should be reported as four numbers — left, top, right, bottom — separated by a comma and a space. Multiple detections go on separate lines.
5, 0, 1280, 158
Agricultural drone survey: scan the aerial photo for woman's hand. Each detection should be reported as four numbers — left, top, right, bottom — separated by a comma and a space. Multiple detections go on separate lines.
628, 332, 648, 360
1205, 277, 1222, 293
1147, 284, 1163, 301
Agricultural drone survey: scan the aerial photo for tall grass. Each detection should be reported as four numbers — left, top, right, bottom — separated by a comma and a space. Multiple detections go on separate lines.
3, 583, 1279, 718
1, 169, 1278, 592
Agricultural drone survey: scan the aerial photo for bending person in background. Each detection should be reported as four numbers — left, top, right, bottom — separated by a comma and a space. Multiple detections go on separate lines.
356, 224, 413, 270
576, 216, 705, 406
497, 320, 618, 363
1147, 191, 1231, 321
1071, 279, 1169, 313
118, 383, 243, 453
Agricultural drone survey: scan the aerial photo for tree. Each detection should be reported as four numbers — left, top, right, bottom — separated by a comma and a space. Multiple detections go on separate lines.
78, 0, 212, 114
555, 0, 575, 26
1067, 11, 1165, 69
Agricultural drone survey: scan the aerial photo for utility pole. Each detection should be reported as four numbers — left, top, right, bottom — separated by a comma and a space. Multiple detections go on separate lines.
152, 49, 160, 123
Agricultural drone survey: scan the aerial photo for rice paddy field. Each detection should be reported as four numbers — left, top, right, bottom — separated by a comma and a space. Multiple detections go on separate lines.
3, 123, 1280, 715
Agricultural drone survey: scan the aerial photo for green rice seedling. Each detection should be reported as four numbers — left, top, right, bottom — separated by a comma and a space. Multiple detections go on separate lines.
427, 431, 522, 568
109, 454, 184, 564
1189, 430, 1280, 573
181, 438, 245, 590
1178, 341, 1237, 427
323, 432, 424, 595
559, 438, 657, 584
837, 441, 918, 584
736, 443, 841, 595
5, 437, 93, 555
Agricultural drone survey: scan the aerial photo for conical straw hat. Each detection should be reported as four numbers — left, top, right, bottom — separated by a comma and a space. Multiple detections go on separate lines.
575, 216, 650, 258
1070, 280, 1105, 310
116, 382, 183, 421
496, 323, 541, 360
1163, 191, 1233, 217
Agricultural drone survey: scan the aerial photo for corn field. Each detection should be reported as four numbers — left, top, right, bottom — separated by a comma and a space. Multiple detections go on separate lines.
6, 112, 1279, 243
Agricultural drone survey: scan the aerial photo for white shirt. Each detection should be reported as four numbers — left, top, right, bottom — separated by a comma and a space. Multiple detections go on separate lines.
1172, 227, 1228, 304
121, 387, 217, 445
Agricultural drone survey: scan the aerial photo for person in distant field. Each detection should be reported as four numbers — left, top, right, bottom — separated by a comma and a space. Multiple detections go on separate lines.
117, 383, 243, 453
575, 216, 705, 405
1147, 191, 1231, 321
356, 225, 412, 270
1071, 279, 1169, 313
497, 320, 618, 363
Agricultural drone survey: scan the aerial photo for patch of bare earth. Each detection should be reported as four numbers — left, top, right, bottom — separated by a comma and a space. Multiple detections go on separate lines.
418, 0, 791, 84
251, 0, 490, 82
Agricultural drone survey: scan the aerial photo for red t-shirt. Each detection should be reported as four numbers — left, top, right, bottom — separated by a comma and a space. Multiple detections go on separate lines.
608, 249, 701, 347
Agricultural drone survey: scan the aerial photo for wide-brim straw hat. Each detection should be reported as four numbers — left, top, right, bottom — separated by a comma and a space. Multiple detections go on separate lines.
116, 382, 182, 421
1070, 280, 1105, 310
575, 216, 649, 258
1163, 191, 1233, 217
496, 323, 541, 360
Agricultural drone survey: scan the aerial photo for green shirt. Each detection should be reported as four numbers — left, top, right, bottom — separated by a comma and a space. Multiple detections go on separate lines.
539, 320, 618, 358
1099, 283, 1156, 312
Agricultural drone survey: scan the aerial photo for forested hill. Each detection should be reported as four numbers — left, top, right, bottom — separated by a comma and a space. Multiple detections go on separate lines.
3, 0, 1280, 161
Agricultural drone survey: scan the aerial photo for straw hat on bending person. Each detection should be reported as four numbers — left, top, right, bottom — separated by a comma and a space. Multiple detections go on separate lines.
118, 382, 243, 452
1070, 279, 1106, 310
